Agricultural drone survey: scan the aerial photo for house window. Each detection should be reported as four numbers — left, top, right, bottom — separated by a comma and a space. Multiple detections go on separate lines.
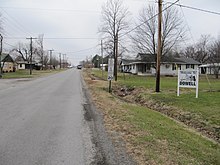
20, 64, 22, 68
146, 64, 151, 70
191, 64, 194, 69
172, 64, 177, 70
133, 65, 135, 69
178, 65, 181, 70
165, 64, 170, 68
186, 64, 190, 69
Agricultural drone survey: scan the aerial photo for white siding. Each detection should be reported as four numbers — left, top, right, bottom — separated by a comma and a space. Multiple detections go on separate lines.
17, 63, 26, 70
151, 64, 200, 76
130, 64, 137, 74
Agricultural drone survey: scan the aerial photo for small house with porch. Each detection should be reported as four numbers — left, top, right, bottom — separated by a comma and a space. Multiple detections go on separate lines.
120, 53, 201, 76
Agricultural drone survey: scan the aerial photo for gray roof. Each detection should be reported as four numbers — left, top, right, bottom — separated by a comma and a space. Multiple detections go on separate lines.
175, 57, 201, 65
1, 53, 14, 62
121, 59, 141, 65
121, 53, 201, 65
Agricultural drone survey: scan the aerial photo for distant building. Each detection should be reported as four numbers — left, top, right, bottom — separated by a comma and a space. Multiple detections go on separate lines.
16, 61, 28, 70
1, 53, 15, 73
16, 61, 42, 70
199, 63, 220, 75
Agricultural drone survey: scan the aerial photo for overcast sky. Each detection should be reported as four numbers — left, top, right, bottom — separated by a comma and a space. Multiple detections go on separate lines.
1, 0, 220, 65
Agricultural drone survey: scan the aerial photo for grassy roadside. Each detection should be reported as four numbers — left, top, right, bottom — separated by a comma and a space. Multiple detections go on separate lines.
83, 69, 220, 165
92, 69, 220, 142
1, 69, 66, 79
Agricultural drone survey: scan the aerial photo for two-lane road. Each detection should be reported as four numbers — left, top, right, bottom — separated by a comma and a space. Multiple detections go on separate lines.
0, 69, 94, 165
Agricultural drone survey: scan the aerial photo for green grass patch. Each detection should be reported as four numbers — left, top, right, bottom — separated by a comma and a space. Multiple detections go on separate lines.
92, 69, 220, 141
2, 69, 65, 79
150, 92, 220, 126
92, 69, 220, 125
124, 104, 220, 165
85, 69, 220, 164
92, 69, 220, 91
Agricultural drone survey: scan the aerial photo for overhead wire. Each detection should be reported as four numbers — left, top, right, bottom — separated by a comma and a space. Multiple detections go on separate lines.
0, 6, 100, 14
120, 0, 180, 37
177, 0, 196, 45
4, 0, 219, 57
65, 45, 98, 54
5, 37, 98, 40
3, 41, 15, 48
169, 3, 220, 16
0, 9, 23, 38
0, 7, 33, 36
165, 0, 220, 46
0, 7, 34, 50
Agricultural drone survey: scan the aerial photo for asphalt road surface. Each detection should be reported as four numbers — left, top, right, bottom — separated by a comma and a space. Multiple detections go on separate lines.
0, 69, 135, 165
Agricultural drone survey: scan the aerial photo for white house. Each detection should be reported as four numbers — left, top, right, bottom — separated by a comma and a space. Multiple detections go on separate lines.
16, 61, 27, 70
1, 53, 15, 72
199, 63, 220, 75
120, 53, 201, 76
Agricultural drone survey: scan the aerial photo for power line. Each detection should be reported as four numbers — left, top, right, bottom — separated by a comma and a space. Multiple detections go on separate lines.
0, 6, 100, 14
177, 1, 195, 45
66, 46, 97, 54
3, 41, 15, 48
0, 9, 29, 37
121, 0, 180, 37
0, 8, 33, 36
5, 37, 98, 40
166, 2, 220, 16
44, 37, 98, 40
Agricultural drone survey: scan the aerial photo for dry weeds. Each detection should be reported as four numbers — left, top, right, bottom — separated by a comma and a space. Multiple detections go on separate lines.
83, 70, 154, 165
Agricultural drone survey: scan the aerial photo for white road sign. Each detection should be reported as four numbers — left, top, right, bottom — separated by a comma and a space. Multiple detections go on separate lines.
107, 58, 114, 81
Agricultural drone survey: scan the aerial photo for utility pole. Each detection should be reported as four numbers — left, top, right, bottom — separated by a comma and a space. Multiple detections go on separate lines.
59, 53, 61, 69
48, 49, 54, 69
26, 37, 37, 75
156, 0, 162, 92
101, 40, 104, 78
41, 34, 44, 70
62, 54, 65, 69
63, 54, 66, 68
0, 34, 3, 78
114, 33, 118, 81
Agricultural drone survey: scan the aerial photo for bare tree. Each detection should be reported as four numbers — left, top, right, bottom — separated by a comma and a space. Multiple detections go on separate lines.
99, 0, 130, 81
12, 42, 30, 62
43, 51, 50, 69
34, 34, 44, 69
209, 37, 220, 78
183, 35, 211, 63
50, 56, 59, 69
184, 45, 196, 58
194, 35, 211, 63
131, 4, 186, 57
0, 13, 3, 33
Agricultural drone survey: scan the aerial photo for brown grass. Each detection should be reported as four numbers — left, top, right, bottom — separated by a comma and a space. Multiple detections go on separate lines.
83, 70, 151, 164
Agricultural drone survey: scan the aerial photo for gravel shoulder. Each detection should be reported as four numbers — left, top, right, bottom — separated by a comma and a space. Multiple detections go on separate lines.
81, 73, 136, 165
